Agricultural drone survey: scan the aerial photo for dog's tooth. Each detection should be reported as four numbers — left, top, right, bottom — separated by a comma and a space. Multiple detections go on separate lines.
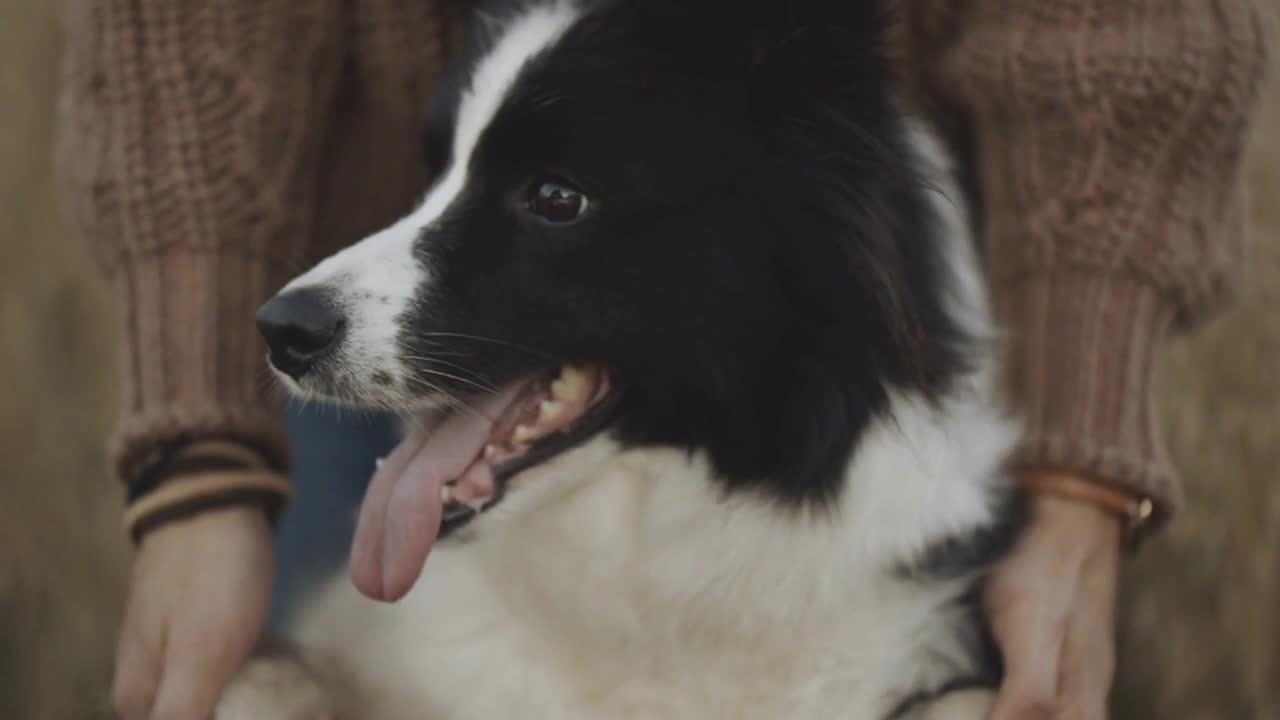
375, 456, 386, 470
513, 424, 538, 444
538, 400, 565, 423
550, 366, 589, 402
484, 444, 501, 462
440, 485, 453, 503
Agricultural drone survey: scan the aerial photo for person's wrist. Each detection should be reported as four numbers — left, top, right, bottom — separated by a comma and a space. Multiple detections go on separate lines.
136, 501, 272, 548
126, 469, 288, 544
1020, 470, 1152, 549
1030, 487, 1122, 545
123, 438, 292, 543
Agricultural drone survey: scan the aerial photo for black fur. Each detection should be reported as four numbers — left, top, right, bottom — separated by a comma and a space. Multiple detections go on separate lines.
401, 0, 971, 508
900, 487, 1029, 582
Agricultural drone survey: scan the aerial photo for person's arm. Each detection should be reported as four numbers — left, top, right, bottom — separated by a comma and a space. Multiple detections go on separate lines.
911, 1, 1269, 718
56, 1, 344, 717
930, 0, 1268, 523
58, 0, 346, 533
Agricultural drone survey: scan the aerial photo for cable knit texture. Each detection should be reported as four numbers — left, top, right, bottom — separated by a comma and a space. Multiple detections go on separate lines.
58, 0, 449, 492
58, 0, 1269, 526
909, 0, 1270, 522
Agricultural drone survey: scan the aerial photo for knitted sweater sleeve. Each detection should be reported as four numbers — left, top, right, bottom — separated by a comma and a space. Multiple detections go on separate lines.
58, 0, 345, 487
926, 0, 1270, 521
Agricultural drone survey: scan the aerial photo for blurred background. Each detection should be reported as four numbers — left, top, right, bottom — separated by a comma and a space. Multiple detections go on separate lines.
1, 2, 1276, 719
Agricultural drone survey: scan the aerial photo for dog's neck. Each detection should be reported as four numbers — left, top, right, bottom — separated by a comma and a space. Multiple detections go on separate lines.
464, 371, 1015, 629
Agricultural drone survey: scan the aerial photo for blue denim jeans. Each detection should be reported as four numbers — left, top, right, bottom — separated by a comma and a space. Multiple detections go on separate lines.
266, 404, 399, 630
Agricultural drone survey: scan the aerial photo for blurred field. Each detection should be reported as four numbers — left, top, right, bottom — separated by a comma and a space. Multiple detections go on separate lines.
0, 2, 125, 719
1111, 53, 1280, 719
0, 2, 1276, 719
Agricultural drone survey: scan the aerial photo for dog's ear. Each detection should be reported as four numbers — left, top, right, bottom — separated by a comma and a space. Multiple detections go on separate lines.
729, 1, 965, 396
736, 1, 894, 128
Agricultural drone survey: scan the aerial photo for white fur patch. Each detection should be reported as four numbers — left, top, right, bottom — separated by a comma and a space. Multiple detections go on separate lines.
277, 2, 582, 404
216, 654, 336, 720
280, 386, 1013, 718
905, 118, 995, 347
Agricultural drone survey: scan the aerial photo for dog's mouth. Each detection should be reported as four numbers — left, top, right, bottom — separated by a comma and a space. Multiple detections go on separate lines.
349, 364, 618, 603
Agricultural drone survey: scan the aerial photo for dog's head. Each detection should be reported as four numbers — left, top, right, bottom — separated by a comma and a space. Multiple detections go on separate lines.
258, 0, 974, 600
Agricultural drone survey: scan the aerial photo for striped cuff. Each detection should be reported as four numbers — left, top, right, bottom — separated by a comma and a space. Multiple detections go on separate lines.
124, 439, 293, 542
993, 271, 1180, 527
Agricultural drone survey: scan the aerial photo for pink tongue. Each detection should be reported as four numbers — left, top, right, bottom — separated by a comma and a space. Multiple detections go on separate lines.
350, 383, 526, 602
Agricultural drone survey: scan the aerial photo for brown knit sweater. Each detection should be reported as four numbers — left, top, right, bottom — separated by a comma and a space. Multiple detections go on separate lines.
57, 0, 1269, 534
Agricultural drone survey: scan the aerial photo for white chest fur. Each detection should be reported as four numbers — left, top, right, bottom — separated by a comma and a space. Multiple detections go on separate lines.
282, 371, 1014, 719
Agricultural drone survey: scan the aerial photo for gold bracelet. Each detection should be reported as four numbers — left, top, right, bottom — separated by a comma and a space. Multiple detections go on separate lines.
1023, 473, 1156, 545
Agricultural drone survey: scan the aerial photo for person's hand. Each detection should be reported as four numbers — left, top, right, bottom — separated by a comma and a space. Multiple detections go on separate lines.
986, 476, 1122, 720
112, 503, 274, 720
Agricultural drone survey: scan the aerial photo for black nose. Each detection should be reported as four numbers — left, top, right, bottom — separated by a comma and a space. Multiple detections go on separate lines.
256, 288, 344, 380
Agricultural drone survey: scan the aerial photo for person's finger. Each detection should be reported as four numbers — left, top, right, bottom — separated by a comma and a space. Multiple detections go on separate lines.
1054, 566, 1117, 720
148, 627, 247, 720
988, 657, 1060, 719
111, 611, 163, 720
1053, 618, 1113, 720
112, 646, 160, 719
986, 589, 1069, 720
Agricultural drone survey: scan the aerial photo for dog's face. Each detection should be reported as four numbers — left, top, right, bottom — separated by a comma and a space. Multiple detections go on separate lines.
396, 14, 791, 413
270, 4, 793, 405
257, 0, 970, 600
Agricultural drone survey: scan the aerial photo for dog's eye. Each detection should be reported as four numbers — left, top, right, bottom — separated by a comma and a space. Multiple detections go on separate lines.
526, 177, 588, 224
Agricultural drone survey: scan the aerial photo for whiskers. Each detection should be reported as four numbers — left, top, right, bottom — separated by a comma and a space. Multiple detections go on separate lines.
418, 332, 552, 360
256, 331, 529, 427
402, 358, 495, 392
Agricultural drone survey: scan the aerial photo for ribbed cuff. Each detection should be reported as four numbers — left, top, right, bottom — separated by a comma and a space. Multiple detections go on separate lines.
105, 247, 295, 484
993, 270, 1182, 526
126, 469, 293, 543
122, 438, 293, 542
112, 405, 290, 488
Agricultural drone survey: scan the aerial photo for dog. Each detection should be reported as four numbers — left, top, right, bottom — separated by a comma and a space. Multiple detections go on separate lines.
222, 1, 1023, 717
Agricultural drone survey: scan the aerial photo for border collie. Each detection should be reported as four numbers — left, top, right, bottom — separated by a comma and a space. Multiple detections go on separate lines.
223, 1, 1023, 717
